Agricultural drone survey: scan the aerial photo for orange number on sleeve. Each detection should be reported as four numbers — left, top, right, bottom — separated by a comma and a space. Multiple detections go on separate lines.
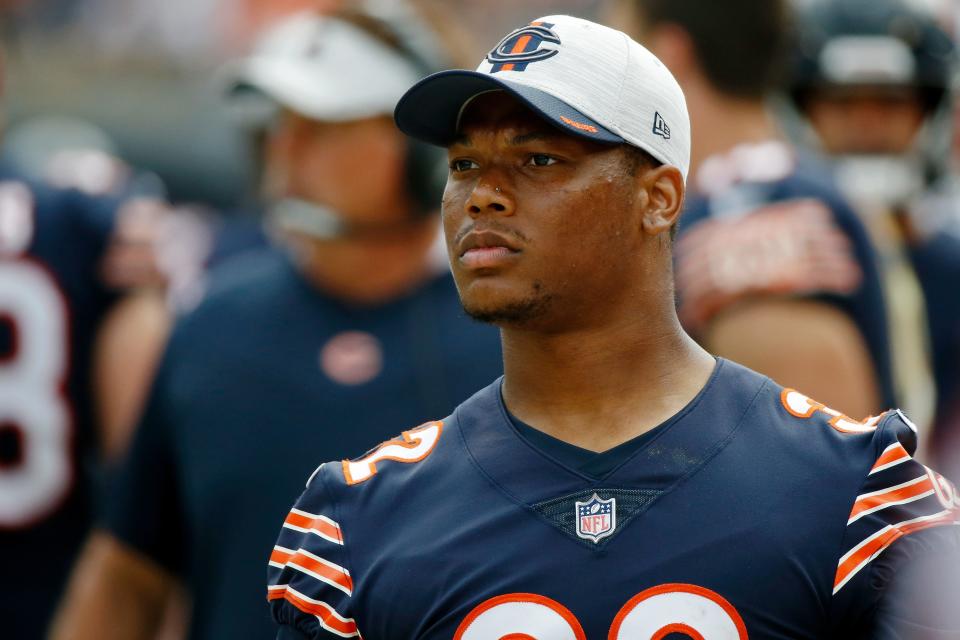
780, 389, 882, 434
341, 421, 442, 485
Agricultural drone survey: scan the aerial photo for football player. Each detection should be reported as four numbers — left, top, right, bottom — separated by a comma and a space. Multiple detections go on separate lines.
50, 7, 503, 640
614, 0, 896, 422
0, 120, 172, 639
788, 0, 960, 475
267, 15, 960, 639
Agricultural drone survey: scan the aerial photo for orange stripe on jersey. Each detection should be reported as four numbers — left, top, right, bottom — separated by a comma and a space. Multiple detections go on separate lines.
291, 549, 353, 595
833, 509, 958, 594
847, 475, 935, 524
267, 585, 359, 637
284, 509, 343, 544
869, 442, 911, 475
652, 624, 705, 640
270, 546, 353, 595
270, 547, 293, 566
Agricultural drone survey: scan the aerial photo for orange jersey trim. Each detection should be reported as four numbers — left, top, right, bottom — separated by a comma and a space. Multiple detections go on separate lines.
267, 584, 359, 637
652, 624, 705, 640
870, 442, 912, 475
847, 475, 935, 524
833, 510, 959, 594
780, 389, 880, 434
609, 583, 748, 640
270, 547, 353, 595
284, 509, 343, 544
342, 421, 443, 485
454, 592, 586, 640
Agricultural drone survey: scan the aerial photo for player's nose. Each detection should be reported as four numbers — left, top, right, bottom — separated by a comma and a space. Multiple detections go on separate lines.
466, 177, 515, 219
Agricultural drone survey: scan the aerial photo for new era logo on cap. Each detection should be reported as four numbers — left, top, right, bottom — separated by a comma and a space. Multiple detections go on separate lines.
653, 112, 671, 140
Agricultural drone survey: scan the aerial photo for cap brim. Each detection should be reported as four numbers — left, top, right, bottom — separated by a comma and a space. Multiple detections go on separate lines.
395, 70, 624, 147
226, 56, 418, 123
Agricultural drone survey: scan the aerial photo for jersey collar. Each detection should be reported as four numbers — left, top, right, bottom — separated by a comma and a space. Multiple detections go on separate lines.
455, 358, 767, 506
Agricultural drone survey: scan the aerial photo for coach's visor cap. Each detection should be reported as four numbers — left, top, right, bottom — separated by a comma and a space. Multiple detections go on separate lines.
395, 15, 691, 180
227, 12, 421, 122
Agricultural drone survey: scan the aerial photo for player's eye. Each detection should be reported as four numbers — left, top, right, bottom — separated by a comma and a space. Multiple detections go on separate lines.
450, 159, 479, 172
527, 154, 558, 167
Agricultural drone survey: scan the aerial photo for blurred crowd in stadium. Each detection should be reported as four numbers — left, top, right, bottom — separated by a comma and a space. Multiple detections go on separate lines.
0, 0, 958, 638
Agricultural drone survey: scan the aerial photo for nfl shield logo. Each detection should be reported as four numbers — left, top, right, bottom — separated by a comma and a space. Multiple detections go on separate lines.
575, 493, 616, 543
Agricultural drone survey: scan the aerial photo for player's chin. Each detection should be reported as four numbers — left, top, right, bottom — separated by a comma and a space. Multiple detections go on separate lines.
458, 281, 553, 327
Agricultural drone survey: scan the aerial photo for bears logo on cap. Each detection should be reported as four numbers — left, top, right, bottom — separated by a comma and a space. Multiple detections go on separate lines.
487, 21, 560, 73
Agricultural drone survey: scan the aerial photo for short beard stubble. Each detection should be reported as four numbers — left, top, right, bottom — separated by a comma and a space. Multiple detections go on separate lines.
461, 280, 555, 326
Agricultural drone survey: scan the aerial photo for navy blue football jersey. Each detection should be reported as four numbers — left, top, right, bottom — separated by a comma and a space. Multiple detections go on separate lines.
106, 248, 503, 640
676, 141, 896, 410
268, 359, 960, 639
0, 175, 122, 636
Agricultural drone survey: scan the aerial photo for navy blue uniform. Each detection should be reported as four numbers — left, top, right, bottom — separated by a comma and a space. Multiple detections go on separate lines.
0, 176, 122, 637
675, 142, 896, 410
268, 359, 960, 639
106, 248, 502, 640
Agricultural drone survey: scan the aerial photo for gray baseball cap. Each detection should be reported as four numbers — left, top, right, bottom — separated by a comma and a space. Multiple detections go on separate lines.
394, 15, 691, 180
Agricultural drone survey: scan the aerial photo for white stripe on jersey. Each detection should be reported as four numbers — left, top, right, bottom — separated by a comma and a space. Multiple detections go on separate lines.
833, 510, 954, 594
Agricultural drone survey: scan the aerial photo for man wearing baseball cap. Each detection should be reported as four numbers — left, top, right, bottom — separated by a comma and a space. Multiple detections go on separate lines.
266, 15, 960, 639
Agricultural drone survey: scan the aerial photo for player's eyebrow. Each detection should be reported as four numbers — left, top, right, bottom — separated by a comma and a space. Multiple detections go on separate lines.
450, 130, 559, 148
509, 131, 558, 145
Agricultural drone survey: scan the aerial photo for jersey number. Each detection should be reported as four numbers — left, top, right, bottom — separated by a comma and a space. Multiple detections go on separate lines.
342, 422, 442, 485
0, 260, 72, 528
780, 389, 881, 434
455, 584, 748, 639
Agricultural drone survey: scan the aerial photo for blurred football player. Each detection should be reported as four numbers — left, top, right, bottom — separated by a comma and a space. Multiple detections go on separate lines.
789, 0, 960, 474
266, 14, 960, 638
50, 6, 502, 640
0, 67, 172, 640
613, 0, 896, 422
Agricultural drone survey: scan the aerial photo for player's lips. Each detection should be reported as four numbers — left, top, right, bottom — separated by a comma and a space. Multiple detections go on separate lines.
457, 230, 521, 270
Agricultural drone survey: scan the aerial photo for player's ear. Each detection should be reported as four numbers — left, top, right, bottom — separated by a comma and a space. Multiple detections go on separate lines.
639, 165, 684, 237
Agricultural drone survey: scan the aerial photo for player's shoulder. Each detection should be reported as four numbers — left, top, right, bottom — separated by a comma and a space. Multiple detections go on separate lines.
741, 363, 921, 477
313, 417, 462, 506
304, 381, 501, 505
675, 147, 876, 333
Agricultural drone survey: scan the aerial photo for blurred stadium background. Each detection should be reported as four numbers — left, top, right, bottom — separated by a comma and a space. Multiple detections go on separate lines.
0, 0, 608, 209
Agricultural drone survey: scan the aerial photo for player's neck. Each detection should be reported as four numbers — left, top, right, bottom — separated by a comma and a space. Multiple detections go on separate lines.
686, 83, 781, 179
500, 308, 715, 453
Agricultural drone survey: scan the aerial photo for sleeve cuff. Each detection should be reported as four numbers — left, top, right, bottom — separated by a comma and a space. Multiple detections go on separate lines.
277, 625, 313, 640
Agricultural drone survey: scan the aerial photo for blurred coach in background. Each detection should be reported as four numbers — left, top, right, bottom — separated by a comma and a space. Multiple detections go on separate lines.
50, 5, 502, 640
615, 0, 897, 421
788, 0, 960, 473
